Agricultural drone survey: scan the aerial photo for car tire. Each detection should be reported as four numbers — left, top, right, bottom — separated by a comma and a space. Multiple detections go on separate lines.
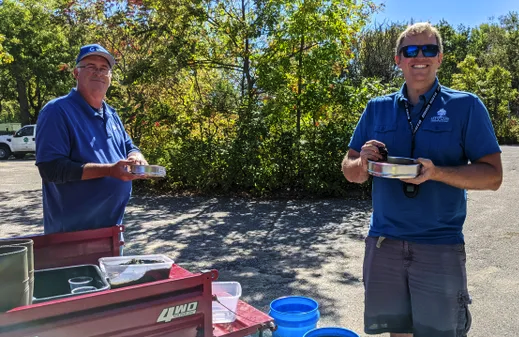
0, 144, 11, 160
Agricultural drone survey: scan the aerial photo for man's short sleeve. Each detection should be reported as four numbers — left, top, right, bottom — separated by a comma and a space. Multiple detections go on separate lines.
36, 103, 71, 164
348, 101, 372, 152
463, 96, 501, 162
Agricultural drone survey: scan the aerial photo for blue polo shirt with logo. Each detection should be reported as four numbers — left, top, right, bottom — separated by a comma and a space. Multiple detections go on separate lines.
349, 78, 501, 244
36, 89, 139, 234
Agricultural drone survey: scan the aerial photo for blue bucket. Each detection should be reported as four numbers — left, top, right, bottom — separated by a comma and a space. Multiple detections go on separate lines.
269, 296, 320, 337
303, 327, 360, 337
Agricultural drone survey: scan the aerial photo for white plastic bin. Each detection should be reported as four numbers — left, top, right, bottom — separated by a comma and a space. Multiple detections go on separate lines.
212, 281, 242, 323
98, 255, 174, 287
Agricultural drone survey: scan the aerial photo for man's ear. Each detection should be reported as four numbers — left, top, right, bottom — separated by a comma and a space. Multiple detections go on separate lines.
73, 68, 79, 80
437, 53, 443, 65
394, 55, 402, 69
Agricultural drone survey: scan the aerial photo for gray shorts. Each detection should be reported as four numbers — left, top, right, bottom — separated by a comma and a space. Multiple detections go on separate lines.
363, 236, 472, 337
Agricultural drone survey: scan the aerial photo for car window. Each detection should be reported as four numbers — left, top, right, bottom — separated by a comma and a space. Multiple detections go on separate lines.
15, 127, 34, 137
23, 127, 34, 137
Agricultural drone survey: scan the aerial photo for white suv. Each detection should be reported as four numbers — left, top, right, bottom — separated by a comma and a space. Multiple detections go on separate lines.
0, 125, 37, 160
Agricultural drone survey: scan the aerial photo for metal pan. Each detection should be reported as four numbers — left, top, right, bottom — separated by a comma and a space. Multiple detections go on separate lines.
368, 156, 421, 179
129, 165, 166, 178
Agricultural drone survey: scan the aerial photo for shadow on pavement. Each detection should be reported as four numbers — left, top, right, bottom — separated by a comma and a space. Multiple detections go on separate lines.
123, 196, 371, 320
0, 189, 43, 236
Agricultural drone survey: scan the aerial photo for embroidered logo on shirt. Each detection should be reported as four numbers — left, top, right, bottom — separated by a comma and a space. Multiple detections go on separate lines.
431, 108, 449, 123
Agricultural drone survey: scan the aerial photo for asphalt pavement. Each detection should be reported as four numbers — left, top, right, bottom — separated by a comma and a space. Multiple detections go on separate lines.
1, 148, 518, 336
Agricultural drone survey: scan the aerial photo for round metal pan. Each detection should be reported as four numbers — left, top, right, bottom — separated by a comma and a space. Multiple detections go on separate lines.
129, 165, 166, 178
368, 156, 421, 179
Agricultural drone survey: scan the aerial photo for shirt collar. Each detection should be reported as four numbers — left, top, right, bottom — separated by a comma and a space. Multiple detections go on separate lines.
396, 77, 440, 106
92, 105, 104, 119
68, 88, 112, 118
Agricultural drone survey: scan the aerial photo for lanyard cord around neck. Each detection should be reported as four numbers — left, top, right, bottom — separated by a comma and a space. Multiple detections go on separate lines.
403, 85, 441, 156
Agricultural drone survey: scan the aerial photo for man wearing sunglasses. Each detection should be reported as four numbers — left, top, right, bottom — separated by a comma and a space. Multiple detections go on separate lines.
35, 44, 148, 241
342, 23, 502, 337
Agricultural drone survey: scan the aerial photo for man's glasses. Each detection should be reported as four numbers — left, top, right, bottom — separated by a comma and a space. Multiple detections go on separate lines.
399, 44, 440, 58
77, 65, 112, 76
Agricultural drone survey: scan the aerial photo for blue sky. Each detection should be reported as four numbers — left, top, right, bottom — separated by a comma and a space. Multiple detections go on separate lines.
371, 0, 519, 28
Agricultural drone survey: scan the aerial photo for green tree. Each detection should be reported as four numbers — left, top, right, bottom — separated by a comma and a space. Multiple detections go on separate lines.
467, 22, 507, 69
349, 22, 405, 83
483, 66, 518, 140
452, 55, 518, 142
0, 35, 13, 65
0, 35, 16, 122
436, 21, 470, 87
451, 55, 483, 94
499, 12, 519, 116
0, 0, 76, 125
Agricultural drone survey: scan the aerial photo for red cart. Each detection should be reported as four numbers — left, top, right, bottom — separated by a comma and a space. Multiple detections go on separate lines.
0, 226, 275, 337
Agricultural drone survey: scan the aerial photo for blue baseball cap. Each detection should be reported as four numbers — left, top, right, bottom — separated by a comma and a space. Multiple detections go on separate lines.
76, 44, 115, 68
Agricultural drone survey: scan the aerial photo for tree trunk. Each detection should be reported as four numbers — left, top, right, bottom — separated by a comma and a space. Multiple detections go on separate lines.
296, 34, 304, 139
15, 74, 31, 126
27, 78, 42, 124
244, 38, 253, 101
295, 34, 304, 181
493, 98, 500, 135
242, 0, 253, 111
34, 77, 43, 123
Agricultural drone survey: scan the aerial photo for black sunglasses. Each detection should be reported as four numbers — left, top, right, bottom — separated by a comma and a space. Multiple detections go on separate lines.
399, 44, 440, 58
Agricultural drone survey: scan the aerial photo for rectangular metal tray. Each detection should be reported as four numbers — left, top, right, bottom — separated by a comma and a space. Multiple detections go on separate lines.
33, 264, 110, 304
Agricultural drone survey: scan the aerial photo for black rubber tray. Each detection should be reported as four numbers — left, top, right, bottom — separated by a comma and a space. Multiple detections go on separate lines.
33, 264, 110, 304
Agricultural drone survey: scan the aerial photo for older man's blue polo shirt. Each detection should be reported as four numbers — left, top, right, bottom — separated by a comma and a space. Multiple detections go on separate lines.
349, 79, 501, 244
36, 89, 139, 234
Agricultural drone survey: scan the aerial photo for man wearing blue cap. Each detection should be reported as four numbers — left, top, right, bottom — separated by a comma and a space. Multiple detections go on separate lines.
35, 44, 148, 238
